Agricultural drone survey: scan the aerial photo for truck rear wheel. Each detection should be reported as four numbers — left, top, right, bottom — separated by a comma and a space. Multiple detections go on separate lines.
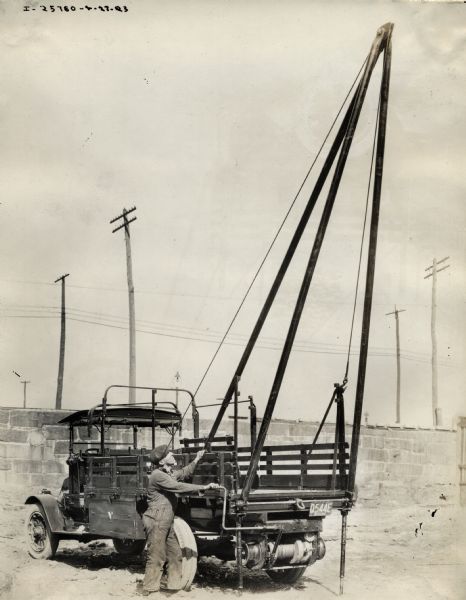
25, 503, 59, 559
113, 538, 146, 555
266, 566, 307, 584
173, 517, 197, 590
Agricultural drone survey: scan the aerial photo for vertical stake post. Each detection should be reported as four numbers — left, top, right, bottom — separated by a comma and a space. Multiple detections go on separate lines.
336, 389, 347, 489
236, 516, 243, 593
101, 396, 107, 455
248, 395, 257, 450
233, 377, 241, 497
69, 423, 73, 455
234, 376, 240, 465
151, 389, 157, 449
234, 377, 243, 593
192, 402, 200, 439
339, 510, 348, 595
174, 371, 181, 409
331, 398, 340, 491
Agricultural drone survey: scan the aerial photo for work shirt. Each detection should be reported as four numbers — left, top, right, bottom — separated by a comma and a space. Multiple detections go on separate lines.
145, 460, 204, 520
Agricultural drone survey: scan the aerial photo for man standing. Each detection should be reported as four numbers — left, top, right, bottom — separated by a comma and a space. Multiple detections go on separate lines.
142, 444, 218, 596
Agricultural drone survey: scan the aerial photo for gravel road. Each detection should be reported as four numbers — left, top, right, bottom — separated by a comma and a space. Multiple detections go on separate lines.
0, 489, 464, 600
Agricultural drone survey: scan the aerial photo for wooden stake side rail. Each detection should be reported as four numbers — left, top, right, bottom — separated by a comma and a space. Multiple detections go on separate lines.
85, 455, 148, 494
181, 435, 234, 446
191, 461, 348, 473
179, 440, 349, 452
175, 441, 349, 491
82, 441, 349, 495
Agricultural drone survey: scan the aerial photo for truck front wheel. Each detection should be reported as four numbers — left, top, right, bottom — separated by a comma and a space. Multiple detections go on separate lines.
25, 504, 59, 559
266, 566, 307, 584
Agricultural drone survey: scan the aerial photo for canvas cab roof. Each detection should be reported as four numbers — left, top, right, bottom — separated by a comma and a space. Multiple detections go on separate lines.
58, 405, 182, 428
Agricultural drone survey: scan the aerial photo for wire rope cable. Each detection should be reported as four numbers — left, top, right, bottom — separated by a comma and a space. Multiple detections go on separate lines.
189, 56, 369, 408
342, 86, 382, 385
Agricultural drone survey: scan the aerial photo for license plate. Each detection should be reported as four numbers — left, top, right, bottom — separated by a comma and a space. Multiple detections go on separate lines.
309, 502, 332, 516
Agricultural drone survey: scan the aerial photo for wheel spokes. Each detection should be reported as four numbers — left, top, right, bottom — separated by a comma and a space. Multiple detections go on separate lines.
28, 513, 47, 551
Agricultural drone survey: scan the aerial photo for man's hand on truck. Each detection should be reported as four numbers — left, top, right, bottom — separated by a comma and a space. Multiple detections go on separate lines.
203, 482, 220, 491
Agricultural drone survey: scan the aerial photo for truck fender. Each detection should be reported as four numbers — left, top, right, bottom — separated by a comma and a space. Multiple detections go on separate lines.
25, 495, 66, 534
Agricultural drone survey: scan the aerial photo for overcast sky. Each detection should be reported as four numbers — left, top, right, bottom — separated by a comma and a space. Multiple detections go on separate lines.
0, 0, 464, 429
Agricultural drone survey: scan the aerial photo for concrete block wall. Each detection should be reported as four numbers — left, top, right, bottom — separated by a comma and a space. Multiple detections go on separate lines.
355, 425, 458, 504
0, 408, 73, 492
0, 407, 460, 504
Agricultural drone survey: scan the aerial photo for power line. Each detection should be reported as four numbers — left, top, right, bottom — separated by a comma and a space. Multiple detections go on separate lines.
0, 315, 58, 319
1, 304, 251, 338
4, 302, 377, 347
64, 315, 439, 364
0, 278, 242, 301
0, 303, 448, 358
0, 311, 453, 366
0, 308, 437, 358
0, 278, 433, 308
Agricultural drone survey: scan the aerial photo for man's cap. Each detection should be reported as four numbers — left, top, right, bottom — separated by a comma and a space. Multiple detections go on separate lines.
149, 444, 169, 464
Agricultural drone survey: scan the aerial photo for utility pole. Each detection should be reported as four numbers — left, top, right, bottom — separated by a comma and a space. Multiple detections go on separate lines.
21, 380, 30, 408
385, 305, 406, 424
174, 371, 181, 409
110, 206, 137, 404
424, 257, 450, 428
54, 273, 69, 410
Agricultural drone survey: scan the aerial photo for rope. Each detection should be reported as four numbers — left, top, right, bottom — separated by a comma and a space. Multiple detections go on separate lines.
343, 87, 382, 384
189, 56, 369, 408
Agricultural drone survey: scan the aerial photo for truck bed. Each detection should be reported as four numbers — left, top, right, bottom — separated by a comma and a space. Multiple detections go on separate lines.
176, 438, 349, 496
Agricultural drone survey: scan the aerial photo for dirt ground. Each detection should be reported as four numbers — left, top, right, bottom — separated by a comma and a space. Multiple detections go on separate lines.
0, 489, 465, 600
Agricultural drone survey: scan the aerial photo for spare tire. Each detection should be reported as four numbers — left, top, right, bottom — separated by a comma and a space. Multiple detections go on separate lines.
172, 517, 198, 590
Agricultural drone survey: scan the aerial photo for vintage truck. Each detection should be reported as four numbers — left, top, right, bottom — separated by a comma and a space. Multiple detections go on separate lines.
25, 384, 343, 589
25, 22, 394, 593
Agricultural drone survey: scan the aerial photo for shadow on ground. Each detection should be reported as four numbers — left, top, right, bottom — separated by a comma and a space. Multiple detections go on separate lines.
54, 545, 144, 574
52, 545, 322, 594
